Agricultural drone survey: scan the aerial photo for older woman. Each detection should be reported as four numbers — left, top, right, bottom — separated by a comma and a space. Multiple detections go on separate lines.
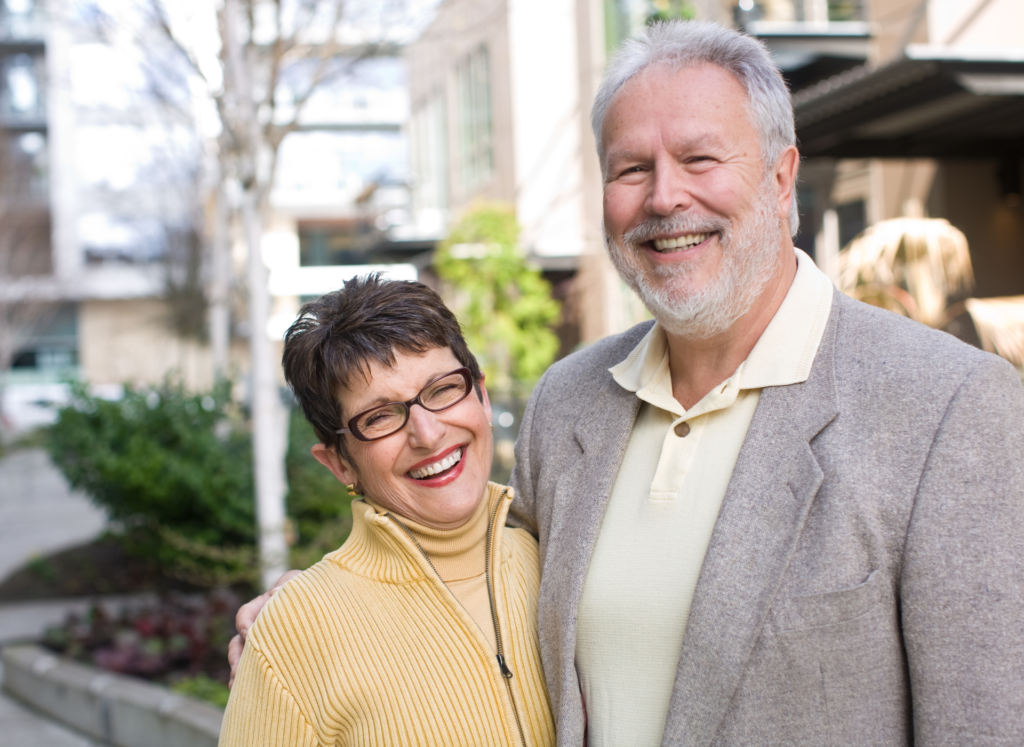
219, 275, 555, 747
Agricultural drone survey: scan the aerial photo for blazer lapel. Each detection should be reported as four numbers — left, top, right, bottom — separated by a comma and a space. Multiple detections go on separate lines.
661, 296, 842, 747
539, 369, 641, 741
551, 366, 641, 610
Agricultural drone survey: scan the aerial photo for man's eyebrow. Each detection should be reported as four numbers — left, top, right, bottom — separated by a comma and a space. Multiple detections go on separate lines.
606, 133, 727, 164
604, 147, 647, 164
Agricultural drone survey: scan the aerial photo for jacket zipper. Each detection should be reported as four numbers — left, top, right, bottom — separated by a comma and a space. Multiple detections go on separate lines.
484, 490, 528, 747
386, 488, 528, 747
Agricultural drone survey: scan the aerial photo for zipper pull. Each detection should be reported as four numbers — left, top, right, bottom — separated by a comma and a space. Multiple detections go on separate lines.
496, 654, 513, 679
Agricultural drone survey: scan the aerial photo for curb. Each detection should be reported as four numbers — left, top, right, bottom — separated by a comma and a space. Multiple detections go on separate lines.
1, 643, 223, 747
0, 594, 160, 647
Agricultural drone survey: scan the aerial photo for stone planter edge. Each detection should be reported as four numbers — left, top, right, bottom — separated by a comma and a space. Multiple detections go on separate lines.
1, 643, 223, 747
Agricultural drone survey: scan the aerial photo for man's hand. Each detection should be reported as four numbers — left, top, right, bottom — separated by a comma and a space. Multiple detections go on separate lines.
228, 570, 302, 687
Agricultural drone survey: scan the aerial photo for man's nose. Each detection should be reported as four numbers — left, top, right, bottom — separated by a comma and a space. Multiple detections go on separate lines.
646, 162, 693, 216
405, 403, 445, 447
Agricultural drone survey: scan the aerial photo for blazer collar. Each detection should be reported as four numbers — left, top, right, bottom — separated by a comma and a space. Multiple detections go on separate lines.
660, 288, 843, 747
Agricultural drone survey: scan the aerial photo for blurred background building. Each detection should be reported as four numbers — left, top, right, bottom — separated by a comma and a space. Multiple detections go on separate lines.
1, 0, 1022, 433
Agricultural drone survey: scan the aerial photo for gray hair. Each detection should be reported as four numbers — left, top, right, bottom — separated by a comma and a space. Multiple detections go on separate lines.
592, 21, 799, 236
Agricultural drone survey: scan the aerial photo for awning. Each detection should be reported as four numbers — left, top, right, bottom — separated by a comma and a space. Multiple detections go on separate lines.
793, 45, 1024, 159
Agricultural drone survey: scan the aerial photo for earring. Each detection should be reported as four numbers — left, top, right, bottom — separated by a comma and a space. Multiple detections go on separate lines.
489, 422, 493, 431
347, 482, 363, 496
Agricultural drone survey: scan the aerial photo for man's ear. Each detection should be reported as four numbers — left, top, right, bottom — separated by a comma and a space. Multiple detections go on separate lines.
774, 145, 800, 222
311, 443, 357, 486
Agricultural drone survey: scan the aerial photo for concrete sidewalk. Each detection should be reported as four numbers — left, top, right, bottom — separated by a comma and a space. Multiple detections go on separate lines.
0, 447, 111, 745
0, 659, 107, 746
0, 448, 107, 585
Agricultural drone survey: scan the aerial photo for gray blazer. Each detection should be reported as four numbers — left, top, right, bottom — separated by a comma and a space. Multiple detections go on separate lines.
509, 289, 1024, 746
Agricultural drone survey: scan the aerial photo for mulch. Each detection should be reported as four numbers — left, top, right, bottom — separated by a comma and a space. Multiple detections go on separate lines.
0, 535, 208, 602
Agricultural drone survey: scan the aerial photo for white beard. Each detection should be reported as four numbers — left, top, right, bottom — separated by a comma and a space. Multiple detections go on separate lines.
606, 181, 783, 341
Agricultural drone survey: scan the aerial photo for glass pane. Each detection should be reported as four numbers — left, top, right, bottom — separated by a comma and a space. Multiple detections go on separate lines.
421, 373, 469, 410
6, 54, 37, 112
356, 404, 407, 438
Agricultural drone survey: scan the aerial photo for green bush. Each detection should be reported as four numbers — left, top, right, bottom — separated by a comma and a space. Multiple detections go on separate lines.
47, 381, 356, 583
435, 203, 561, 395
172, 673, 231, 708
47, 381, 256, 585
286, 408, 354, 569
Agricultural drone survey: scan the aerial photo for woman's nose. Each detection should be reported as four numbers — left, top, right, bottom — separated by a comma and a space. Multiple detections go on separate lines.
405, 404, 445, 447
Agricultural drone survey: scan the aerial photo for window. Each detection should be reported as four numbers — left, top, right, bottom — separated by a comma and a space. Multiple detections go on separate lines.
410, 89, 448, 215
11, 304, 79, 379
298, 223, 374, 267
0, 0, 43, 41
456, 45, 493, 196
1, 52, 43, 119
836, 199, 866, 250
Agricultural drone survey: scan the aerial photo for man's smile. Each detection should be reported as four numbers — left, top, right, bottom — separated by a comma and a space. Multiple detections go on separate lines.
651, 232, 713, 253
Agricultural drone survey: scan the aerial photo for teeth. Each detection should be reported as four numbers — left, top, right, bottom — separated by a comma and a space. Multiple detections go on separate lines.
409, 448, 463, 479
652, 233, 710, 252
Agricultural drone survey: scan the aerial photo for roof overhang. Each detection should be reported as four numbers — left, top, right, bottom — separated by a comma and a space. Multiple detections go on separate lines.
794, 45, 1024, 159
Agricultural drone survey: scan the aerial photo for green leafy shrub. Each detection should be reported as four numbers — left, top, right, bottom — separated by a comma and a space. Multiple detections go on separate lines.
47, 381, 356, 582
47, 381, 256, 585
286, 408, 354, 569
646, 0, 695, 24
434, 203, 561, 395
171, 673, 231, 708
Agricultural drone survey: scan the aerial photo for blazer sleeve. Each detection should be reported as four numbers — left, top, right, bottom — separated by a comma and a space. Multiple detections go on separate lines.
901, 355, 1024, 743
219, 644, 318, 747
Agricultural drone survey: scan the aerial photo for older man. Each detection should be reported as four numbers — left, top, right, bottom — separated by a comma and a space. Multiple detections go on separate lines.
507, 20, 1024, 747
233, 20, 1024, 746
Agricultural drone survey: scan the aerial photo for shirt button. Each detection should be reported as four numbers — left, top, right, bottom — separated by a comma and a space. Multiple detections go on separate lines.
674, 422, 690, 437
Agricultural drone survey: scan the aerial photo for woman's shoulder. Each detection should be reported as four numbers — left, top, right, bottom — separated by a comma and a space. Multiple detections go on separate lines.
249, 560, 353, 642
501, 523, 541, 579
503, 524, 539, 550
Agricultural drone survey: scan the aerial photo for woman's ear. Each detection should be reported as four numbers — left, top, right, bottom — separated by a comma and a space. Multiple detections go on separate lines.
311, 444, 358, 486
477, 374, 493, 424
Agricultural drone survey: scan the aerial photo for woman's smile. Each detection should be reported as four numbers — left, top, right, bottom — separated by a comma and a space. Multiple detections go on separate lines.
407, 444, 465, 482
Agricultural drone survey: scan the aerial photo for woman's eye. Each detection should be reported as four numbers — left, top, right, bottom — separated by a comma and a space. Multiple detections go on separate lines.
363, 411, 390, 427
424, 384, 460, 404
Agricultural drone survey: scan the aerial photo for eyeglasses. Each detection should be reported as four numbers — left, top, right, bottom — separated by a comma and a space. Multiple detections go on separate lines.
336, 367, 474, 442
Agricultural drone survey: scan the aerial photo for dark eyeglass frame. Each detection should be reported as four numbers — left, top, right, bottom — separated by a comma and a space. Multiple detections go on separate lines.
335, 367, 474, 442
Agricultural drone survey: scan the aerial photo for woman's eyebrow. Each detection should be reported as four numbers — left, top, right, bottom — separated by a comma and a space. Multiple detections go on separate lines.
346, 370, 456, 412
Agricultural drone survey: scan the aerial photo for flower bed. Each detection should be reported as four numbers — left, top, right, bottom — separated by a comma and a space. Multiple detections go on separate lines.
40, 590, 242, 707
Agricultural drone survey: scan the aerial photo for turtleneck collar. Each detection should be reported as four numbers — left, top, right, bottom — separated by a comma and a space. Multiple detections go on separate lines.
361, 484, 500, 583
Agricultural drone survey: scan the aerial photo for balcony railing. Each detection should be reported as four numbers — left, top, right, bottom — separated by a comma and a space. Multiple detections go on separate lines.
738, 0, 869, 33
0, 11, 45, 43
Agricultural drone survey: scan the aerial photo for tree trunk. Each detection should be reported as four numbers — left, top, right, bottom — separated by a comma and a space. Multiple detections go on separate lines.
209, 186, 231, 381
0, 308, 12, 441
242, 189, 288, 590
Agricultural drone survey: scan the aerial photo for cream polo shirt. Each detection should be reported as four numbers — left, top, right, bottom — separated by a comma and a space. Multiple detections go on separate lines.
575, 249, 834, 747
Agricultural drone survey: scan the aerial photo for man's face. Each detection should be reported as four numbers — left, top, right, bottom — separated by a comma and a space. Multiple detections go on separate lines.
601, 63, 792, 339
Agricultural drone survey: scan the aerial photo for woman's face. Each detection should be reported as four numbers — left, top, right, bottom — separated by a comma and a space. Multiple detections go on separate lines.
313, 346, 493, 530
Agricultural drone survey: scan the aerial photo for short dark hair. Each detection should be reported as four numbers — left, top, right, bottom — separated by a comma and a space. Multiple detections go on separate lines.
282, 273, 482, 458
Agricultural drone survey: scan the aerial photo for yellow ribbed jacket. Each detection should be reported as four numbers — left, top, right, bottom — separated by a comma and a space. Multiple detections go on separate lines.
220, 483, 555, 747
